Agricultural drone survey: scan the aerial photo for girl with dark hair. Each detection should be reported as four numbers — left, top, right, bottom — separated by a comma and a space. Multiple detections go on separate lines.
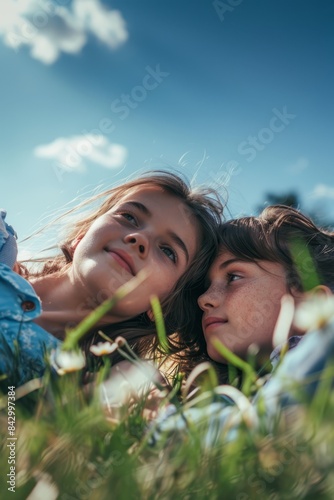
198, 204, 334, 364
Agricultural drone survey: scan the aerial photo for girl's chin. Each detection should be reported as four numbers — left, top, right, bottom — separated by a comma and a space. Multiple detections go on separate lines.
206, 344, 227, 364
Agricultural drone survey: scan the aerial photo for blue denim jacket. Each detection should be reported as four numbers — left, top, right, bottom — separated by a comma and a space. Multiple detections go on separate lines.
0, 263, 61, 386
0, 209, 17, 268
0, 210, 61, 386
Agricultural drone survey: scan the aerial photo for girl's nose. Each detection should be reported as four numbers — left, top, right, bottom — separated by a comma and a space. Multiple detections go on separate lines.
197, 287, 221, 311
124, 232, 149, 258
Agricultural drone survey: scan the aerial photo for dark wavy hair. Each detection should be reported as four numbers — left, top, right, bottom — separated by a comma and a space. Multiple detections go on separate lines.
22, 171, 225, 373
217, 204, 334, 293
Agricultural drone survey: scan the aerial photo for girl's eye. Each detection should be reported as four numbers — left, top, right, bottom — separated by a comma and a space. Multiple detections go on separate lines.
121, 213, 137, 225
227, 272, 241, 284
161, 246, 177, 263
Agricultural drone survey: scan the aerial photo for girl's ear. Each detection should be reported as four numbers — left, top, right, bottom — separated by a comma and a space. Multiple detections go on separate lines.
66, 235, 84, 261
72, 235, 83, 251
311, 285, 333, 297
146, 309, 154, 321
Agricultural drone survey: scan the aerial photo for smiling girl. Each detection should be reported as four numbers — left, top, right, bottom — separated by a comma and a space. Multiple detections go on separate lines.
0, 171, 224, 386
198, 205, 334, 365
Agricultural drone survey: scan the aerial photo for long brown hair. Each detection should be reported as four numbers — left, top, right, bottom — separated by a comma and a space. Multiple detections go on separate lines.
22, 171, 225, 370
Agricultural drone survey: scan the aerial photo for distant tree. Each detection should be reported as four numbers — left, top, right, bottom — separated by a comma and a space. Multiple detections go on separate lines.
256, 191, 334, 230
256, 191, 300, 214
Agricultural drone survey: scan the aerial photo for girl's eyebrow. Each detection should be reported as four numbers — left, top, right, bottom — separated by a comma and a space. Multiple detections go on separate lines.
125, 201, 151, 216
167, 231, 189, 263
219, 257, 245, 269
123, 201, 189, 263
205, 259, 239, 285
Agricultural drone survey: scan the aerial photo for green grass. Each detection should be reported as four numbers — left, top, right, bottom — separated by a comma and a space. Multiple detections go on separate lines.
1, 333, 334, 499
1, 271, 334, 498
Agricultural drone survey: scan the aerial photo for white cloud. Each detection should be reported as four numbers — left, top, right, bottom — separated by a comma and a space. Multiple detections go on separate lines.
34, 135, 127, 171
0, 0, 128, 64
286, 157, 309, 175
310, 184, 334, 200
73, 0, 128, 49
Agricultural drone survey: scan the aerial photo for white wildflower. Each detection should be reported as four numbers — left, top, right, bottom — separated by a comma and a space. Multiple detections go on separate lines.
55, 350, 86, 375
294, 294, 334, 332
90, 341, 118, 357
115, 336, 126, 347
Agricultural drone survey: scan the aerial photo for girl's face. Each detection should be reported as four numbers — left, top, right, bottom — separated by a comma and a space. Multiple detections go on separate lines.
71, 186, 199, 321
198, 250, 291, 363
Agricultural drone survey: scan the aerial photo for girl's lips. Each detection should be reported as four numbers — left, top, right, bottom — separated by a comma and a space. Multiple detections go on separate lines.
106, 250, 134, 275
203, 317, 227, 331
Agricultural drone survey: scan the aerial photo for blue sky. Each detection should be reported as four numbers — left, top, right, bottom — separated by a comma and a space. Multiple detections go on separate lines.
1, 0, 334, 255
